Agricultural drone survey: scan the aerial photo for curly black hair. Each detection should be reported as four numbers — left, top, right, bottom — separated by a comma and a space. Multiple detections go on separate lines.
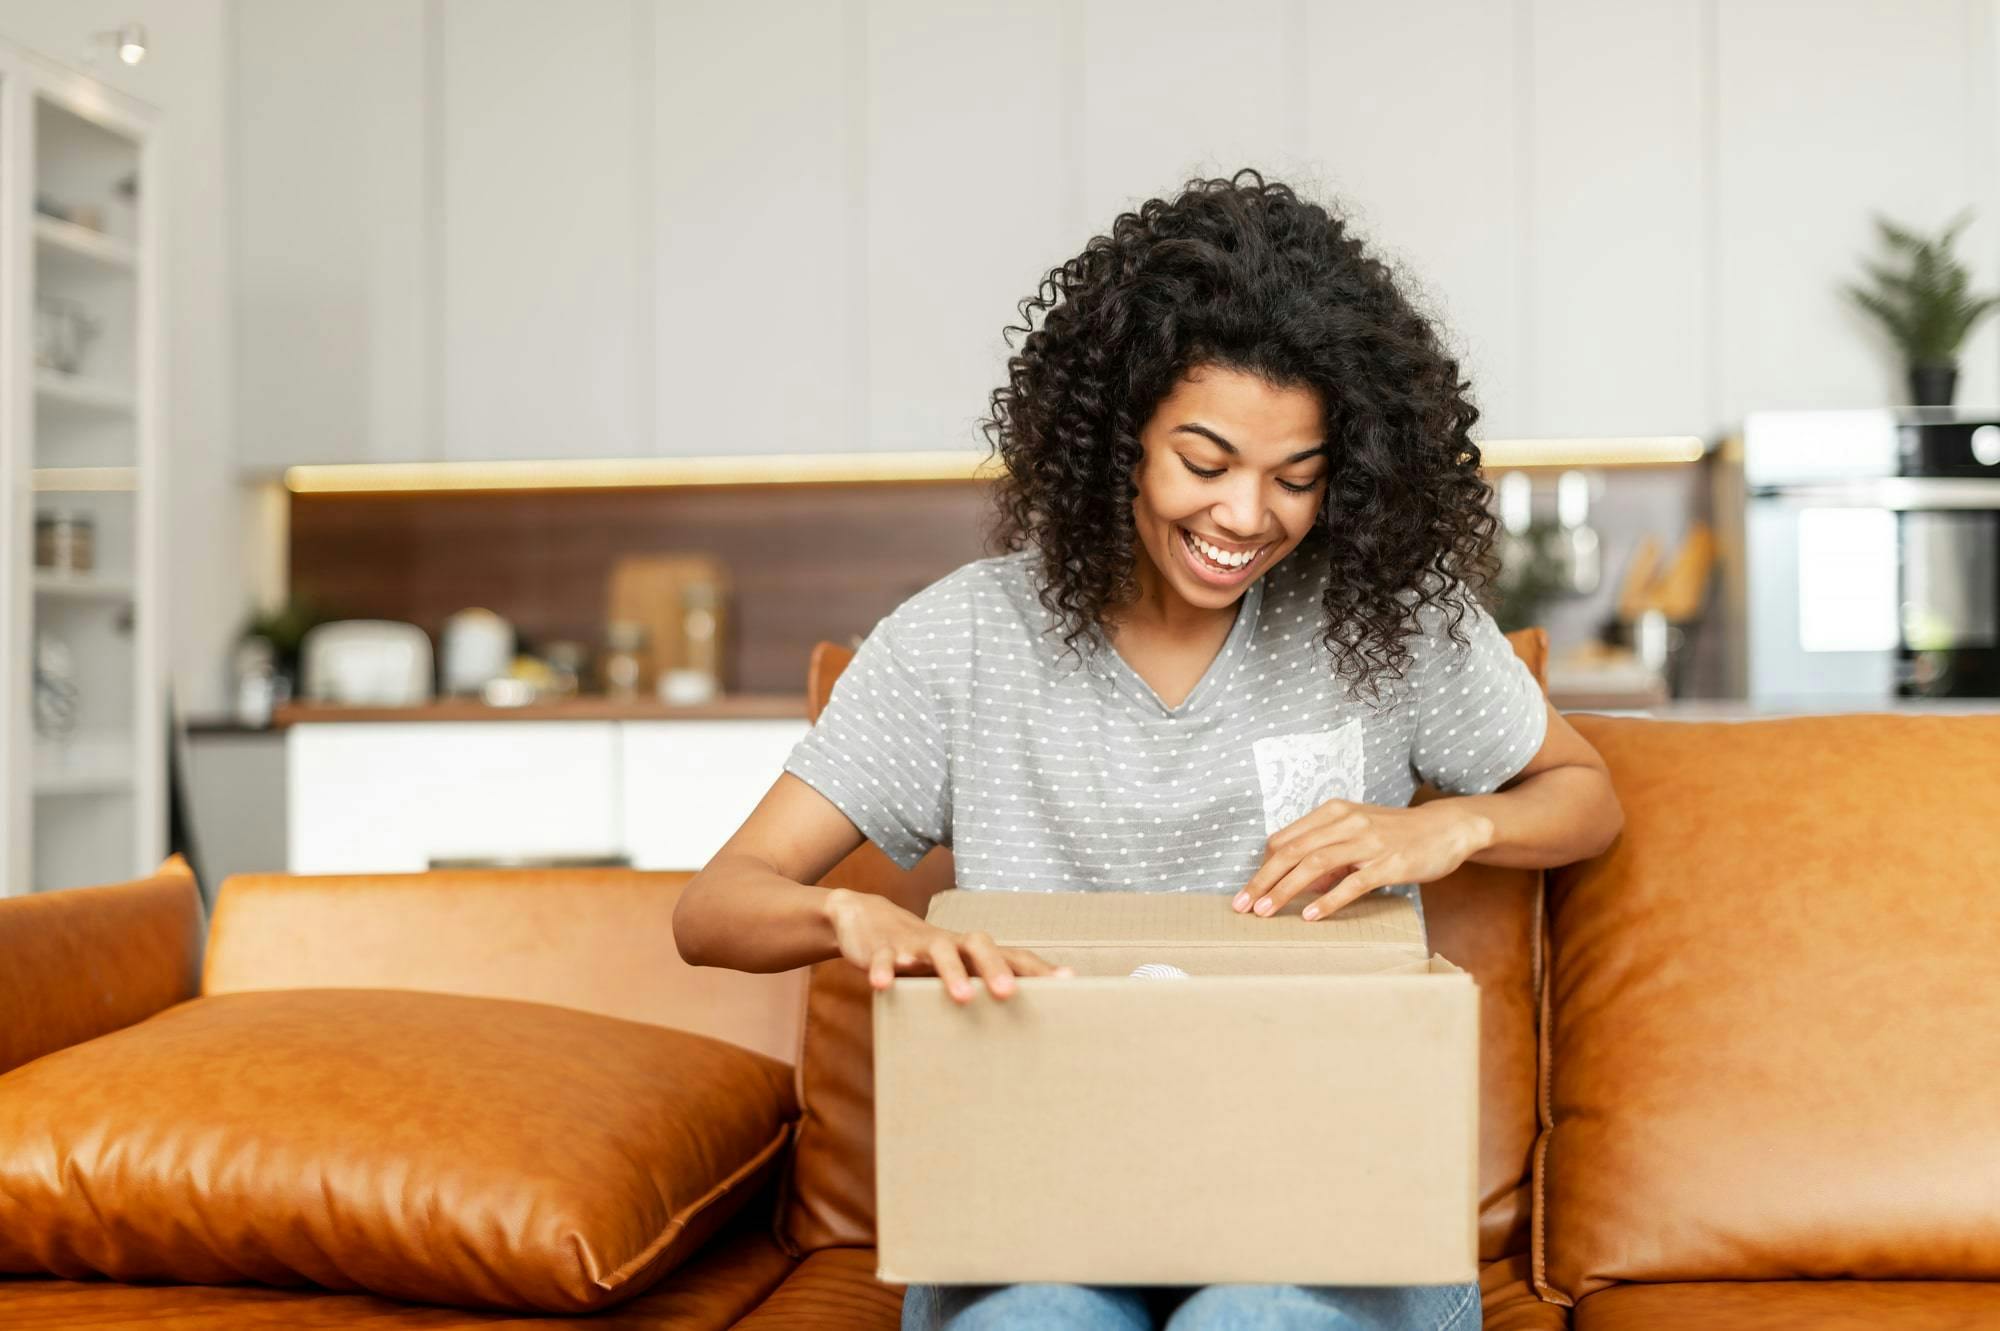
979, 167, 1502, 710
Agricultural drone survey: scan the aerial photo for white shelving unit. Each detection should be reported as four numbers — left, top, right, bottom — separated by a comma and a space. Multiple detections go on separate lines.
0, 42, 164, 895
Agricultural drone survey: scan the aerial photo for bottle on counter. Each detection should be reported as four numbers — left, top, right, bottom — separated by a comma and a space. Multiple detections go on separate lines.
541, 640, 589, 699
603, 621, 647, 701
232, 636, 279, 728
658, 580, 722, 706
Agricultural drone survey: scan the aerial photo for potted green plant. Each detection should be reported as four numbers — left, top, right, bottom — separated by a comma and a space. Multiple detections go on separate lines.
239, 596, 336, 700
1845, 209, 2000, 406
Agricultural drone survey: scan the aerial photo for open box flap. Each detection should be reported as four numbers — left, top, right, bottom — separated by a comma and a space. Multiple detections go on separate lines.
926, 888, 1427, 971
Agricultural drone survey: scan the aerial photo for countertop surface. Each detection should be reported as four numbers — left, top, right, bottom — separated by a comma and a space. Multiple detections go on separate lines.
1568, 697, 2000, 721
187, 693, 809, 734
185, 692, 2000, 736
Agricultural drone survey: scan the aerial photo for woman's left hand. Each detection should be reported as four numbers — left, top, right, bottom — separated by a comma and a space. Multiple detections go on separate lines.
1234, 798, 1493, 922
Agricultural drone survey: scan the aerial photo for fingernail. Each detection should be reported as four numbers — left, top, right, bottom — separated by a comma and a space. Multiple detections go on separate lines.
1232, 893, 1250, 911
1056, 967, 1075, 978
1302, 906, 1319, 921
1255, 897, 1273, 916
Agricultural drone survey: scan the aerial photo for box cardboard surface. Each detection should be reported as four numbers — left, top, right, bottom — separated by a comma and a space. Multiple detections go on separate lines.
925, 885, 1428, 977
874, 890, 1478, 1286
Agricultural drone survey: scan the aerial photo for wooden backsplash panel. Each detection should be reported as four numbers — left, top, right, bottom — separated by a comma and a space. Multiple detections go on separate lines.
289, 482, 1002, 693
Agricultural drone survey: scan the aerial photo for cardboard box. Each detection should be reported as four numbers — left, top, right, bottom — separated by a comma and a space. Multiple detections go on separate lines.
874, 889, 1479, 1287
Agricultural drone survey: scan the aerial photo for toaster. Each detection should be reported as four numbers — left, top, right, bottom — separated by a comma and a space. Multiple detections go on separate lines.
300, 620, 435, 706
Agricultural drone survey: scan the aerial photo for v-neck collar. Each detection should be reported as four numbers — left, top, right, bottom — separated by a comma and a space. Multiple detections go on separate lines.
1090, 574, 1265, 719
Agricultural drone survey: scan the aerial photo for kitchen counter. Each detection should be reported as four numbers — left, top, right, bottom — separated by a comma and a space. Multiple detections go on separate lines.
1565, 697, 2000, 721
187, 693, 808, 733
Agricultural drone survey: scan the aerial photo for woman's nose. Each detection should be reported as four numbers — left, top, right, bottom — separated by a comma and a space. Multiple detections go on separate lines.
1213, 480, 1266, 537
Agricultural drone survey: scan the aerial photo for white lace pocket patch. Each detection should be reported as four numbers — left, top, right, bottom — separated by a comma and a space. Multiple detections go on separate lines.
1251, 720, 1365, 837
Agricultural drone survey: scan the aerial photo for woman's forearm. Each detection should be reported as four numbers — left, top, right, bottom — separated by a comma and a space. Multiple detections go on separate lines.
1450, 764, 1624, 870
673, 853, 843, 973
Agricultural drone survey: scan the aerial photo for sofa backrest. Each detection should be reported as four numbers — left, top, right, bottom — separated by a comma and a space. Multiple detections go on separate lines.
778, 628, 1553, 1263
0, 856, 204, 1075
203, 867, 807, 1066
1535, 712, 2000, 1306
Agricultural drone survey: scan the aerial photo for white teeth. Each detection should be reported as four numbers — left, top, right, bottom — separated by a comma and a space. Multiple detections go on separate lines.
1183, 528, 1258, 570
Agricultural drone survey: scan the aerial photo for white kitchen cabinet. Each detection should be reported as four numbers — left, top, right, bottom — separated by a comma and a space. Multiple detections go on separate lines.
287, 722, 622, 873
441, 0, 645, 460
620, 720, 810, 871
1078, 0, 1305, 229
863, 1, 1070, 455
1715, 0, 1996, 420
234, 1, 430, 467
653, 1, 857, 456
285, 717, 808, 874
1302, 1, 1526, 437
1527, 0, 1706, 437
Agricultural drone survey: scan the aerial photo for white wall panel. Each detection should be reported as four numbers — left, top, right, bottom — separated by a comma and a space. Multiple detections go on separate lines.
654, 0, 860, 454
441, 0, 644, 459
1301, 1, 1528, 436
236, 2, 429, 465
1079, 0, 1309, 228
1717, 0, 1992, 419
1528, 0, 1707, 436
865, 0, 1071, 453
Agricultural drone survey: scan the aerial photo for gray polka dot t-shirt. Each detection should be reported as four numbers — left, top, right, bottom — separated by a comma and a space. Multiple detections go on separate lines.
782, 547, 1548, 919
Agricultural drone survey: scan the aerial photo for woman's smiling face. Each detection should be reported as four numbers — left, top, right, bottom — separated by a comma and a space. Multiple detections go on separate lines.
1128, 364, 1329, 616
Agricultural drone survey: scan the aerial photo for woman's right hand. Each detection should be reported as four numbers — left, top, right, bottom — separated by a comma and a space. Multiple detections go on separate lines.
822, 887, 1073, 1003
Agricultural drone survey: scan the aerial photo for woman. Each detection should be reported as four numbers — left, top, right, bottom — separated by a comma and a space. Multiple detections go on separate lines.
675, 169, 1624, 1330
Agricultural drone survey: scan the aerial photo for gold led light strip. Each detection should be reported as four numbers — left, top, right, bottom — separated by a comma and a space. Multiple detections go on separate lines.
284, 451, 1009, 494
1479, 436, 1706, 469
283, 437, 1706, 495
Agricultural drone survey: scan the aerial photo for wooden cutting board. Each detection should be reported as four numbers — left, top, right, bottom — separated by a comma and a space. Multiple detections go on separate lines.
606, 554, 731, 690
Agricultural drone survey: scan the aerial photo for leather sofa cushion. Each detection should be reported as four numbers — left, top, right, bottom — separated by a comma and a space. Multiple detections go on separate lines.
1574, 1280, 2000, 1330
735, 1248, 906, 1329
0, 988, 796, 1314
0, 1209, 798, 1329
1539, 714, 2000, 1303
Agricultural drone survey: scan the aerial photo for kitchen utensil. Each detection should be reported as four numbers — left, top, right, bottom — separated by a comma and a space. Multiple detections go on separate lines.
1615, 535, 1663, 620
606, 554, 732, 695
33, 631, 80, 737
34, 295, 100, 375
1652, 522, 1715, 622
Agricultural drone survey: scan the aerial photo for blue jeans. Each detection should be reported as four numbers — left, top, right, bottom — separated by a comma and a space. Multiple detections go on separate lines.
900, 1279, 1480, 1330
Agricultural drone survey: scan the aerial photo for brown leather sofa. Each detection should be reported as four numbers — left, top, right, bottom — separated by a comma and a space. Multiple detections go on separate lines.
5, 629, 1997, 1328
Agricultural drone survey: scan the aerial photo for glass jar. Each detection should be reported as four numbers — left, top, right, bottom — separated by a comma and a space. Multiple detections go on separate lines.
34, 510, 94, 573
602, 621, 647, 701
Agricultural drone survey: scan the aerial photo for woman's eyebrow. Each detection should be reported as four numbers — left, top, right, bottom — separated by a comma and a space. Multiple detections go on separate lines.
1171, 422, 1325, 464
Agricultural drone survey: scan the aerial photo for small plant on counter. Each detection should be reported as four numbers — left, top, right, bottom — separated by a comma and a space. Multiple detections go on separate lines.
240, 597, 337, 690
1845, 208, 2000, 406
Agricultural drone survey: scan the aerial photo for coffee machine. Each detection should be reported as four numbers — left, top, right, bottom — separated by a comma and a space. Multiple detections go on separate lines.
1718, 408, 2000, 707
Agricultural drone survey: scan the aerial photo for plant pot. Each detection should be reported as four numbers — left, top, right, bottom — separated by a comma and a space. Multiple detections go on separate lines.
1909, 363, 1958, 406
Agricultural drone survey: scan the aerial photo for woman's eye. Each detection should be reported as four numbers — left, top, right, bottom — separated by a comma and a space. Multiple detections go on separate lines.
1179, 458, 1224, 480
1278, 477, 1321, 495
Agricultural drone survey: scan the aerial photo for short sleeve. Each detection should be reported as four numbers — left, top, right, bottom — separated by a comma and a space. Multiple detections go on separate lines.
782, 613, 952, 871
1408, 586, 1549, 796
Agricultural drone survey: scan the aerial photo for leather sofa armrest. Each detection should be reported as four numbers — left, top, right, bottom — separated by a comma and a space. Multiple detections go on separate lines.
0, 855, 204, 1076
